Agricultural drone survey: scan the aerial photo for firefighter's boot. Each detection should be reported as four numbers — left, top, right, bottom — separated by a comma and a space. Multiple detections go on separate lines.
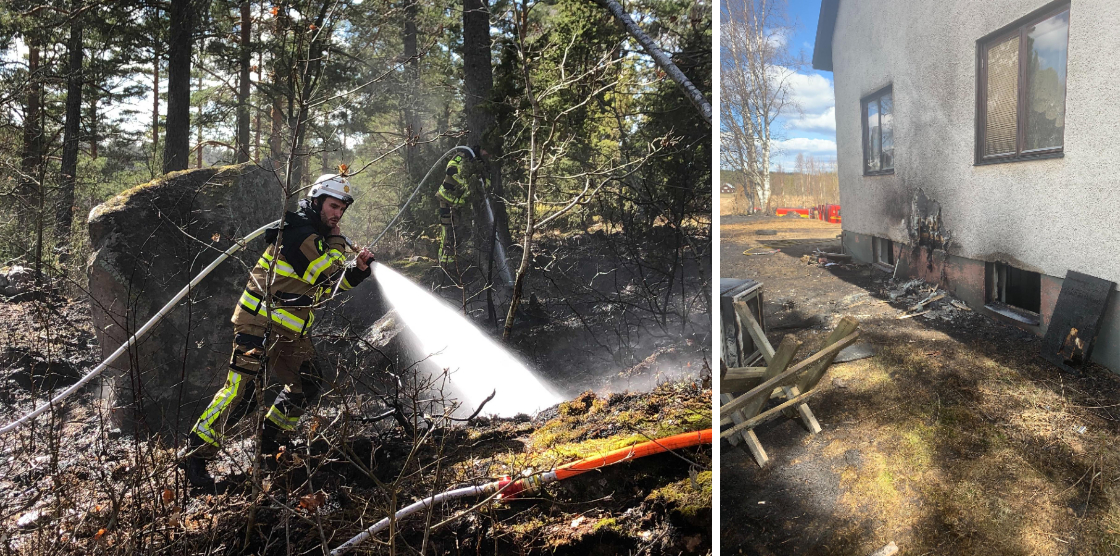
260, 421, 283, 459
179, 434, 216, 488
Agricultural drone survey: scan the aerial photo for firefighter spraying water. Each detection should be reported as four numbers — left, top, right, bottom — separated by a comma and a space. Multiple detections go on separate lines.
181, 173, 375, 487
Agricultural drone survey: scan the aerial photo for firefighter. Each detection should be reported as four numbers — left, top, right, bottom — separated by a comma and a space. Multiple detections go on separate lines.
180, 173, 374, 488
437, 147, 487, 266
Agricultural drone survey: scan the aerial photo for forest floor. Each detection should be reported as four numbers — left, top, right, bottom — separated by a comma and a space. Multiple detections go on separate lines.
0, 230, 712, 555
721, 215, 1120, 556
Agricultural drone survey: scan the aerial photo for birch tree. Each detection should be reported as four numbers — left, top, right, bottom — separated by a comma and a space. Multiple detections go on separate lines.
720, 0, 797, 212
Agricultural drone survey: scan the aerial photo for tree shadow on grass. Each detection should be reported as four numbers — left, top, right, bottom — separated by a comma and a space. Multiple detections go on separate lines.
722, 318, 1120, 555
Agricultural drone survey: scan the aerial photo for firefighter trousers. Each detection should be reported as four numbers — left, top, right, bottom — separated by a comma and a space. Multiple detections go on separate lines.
188, 324, 319, 459
438, 200, 460, 265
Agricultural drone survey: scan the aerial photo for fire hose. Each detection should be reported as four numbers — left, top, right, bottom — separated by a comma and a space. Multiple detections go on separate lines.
329, 428, 713, 555
0, 147, 475, 435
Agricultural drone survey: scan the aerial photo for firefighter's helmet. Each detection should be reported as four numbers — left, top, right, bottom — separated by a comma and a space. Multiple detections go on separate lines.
308, 174, 354, 204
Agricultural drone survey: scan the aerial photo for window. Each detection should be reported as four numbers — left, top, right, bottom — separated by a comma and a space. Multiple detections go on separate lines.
987, 262, 1041, 324
977, 3, 1069, 163
872, 237, 894, 267
861, 85, 893, 175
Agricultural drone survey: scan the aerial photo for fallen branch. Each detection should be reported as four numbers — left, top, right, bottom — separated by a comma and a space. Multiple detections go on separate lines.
448, 390, 497, 422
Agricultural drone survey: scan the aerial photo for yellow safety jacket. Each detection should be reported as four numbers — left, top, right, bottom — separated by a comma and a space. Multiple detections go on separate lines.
438, 153, 479, 207
232, 204, 370, 338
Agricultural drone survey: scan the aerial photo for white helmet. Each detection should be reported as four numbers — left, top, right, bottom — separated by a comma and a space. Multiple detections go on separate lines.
308, 174, 354, 204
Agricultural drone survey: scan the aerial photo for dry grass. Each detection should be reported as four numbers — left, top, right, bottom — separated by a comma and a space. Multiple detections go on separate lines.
722, 214, 1120, 555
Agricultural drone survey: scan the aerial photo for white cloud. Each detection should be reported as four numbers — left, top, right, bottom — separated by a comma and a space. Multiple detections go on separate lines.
774, 137, 837, 154
787, 106, 836, 133
766, 28, 790, 50
783, 71, 834, 113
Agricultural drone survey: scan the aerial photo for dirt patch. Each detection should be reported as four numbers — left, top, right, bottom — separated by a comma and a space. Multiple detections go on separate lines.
721, 215, 1120, 555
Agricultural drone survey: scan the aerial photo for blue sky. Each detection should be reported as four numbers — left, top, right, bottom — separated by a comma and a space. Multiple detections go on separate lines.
761, 0, 838, 170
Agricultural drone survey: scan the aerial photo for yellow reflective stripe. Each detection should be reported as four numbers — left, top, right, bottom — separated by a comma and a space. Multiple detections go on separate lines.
194, 427, 218, 447
238, 289, 310, 334
259, 253, 301, 280
268, 307, 306, 333
266, 406, 299, 431
302, 249, 345, 284
340, 274, 355, 291
239, 290, 261, 311
194, 371, 243, 445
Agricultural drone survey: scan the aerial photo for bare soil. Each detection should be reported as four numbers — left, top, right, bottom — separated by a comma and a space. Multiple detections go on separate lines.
721, 215, 1120, 556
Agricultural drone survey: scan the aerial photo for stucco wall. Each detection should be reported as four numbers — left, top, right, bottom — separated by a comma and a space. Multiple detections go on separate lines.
832, 0, 1120, 284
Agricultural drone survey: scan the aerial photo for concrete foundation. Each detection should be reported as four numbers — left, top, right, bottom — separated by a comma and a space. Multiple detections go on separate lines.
845, 230, 1120, 373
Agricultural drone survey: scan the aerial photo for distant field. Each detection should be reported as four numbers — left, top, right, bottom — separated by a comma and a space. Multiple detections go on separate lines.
719, 193, 745, 216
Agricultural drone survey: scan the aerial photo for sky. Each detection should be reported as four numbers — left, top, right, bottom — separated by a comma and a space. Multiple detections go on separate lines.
739, 0, 838, 171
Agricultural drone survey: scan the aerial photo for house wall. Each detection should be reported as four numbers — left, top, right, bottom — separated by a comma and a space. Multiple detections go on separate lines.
831, 0, 1120, 370
833, 0, 1120, 282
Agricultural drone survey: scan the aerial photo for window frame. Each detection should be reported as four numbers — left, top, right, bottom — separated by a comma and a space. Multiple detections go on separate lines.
860, 84, 894, 176
975, 1, 1071, 165
985, 262, 1042, 325
872, 237, 895, 268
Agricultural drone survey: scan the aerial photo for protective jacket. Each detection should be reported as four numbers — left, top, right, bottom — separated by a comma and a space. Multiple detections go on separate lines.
231, 200, 370, 338
437, 152, 477, 207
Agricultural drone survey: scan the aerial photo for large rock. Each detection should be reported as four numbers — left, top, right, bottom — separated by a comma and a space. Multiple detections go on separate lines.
87, 163, 284, 435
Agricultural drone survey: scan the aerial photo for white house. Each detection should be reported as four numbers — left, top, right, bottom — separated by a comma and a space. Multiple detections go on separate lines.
814, 0, 1120, 371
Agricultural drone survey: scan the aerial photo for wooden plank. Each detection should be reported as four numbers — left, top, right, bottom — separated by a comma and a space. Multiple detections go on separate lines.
719, 393, 747, 446
797, 316, 860, 393
721, 386, 828, 440
742, 429, 769, 467
721, 335, 800, 422
720, 366, 767, 393
720, 330, 859, 420
734, 301, 775, 363
783, 385, 821, 434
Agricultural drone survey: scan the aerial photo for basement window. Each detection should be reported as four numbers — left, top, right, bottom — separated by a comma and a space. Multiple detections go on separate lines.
986, 262, 1041, 325
872, 237, 895, 268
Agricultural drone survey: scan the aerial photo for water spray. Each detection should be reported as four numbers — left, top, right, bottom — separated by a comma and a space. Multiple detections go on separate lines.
372, 263, 560, 415
329, 428, 713, 555
0, 147, 510, 434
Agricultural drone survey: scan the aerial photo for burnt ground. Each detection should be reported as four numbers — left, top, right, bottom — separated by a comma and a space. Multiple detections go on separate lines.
0, 227, 711, 555
721, 215, 1120, 555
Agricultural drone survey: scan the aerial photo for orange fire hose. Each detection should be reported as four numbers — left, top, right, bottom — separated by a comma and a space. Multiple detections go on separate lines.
553, 428, 713, 480
331, 428, 712, 554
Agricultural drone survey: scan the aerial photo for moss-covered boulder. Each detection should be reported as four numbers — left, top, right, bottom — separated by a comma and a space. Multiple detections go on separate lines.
87, 162, 284, 435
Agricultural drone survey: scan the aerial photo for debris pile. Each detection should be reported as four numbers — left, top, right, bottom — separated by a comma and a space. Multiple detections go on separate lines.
801, 249, 858, 270
884, 279, 974, 322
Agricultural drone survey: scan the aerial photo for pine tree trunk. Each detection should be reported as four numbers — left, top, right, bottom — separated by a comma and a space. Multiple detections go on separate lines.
152, 45, 159, 154
19, 42, 42, 230
57, 19, 84, 240
463, 0, 512, 248
163, 0, 193, 173
236, 0, 252, 163
196, 73, 203, 167
401, 0, 423, 183
253, 51, 262, 162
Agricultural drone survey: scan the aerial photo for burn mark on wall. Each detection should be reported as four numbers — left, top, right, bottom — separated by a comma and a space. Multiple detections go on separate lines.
909, 189, 950, 251
907, 189, 951, 272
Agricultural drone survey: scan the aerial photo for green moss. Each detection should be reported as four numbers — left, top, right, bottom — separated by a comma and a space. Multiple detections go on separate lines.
463, 384, 710, 481
900, 421, 935, 470
645, 471, 712, 519
592, 516, 622, 534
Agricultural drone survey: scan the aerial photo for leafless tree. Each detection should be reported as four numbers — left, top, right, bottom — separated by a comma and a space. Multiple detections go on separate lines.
720, 0, 799, 212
